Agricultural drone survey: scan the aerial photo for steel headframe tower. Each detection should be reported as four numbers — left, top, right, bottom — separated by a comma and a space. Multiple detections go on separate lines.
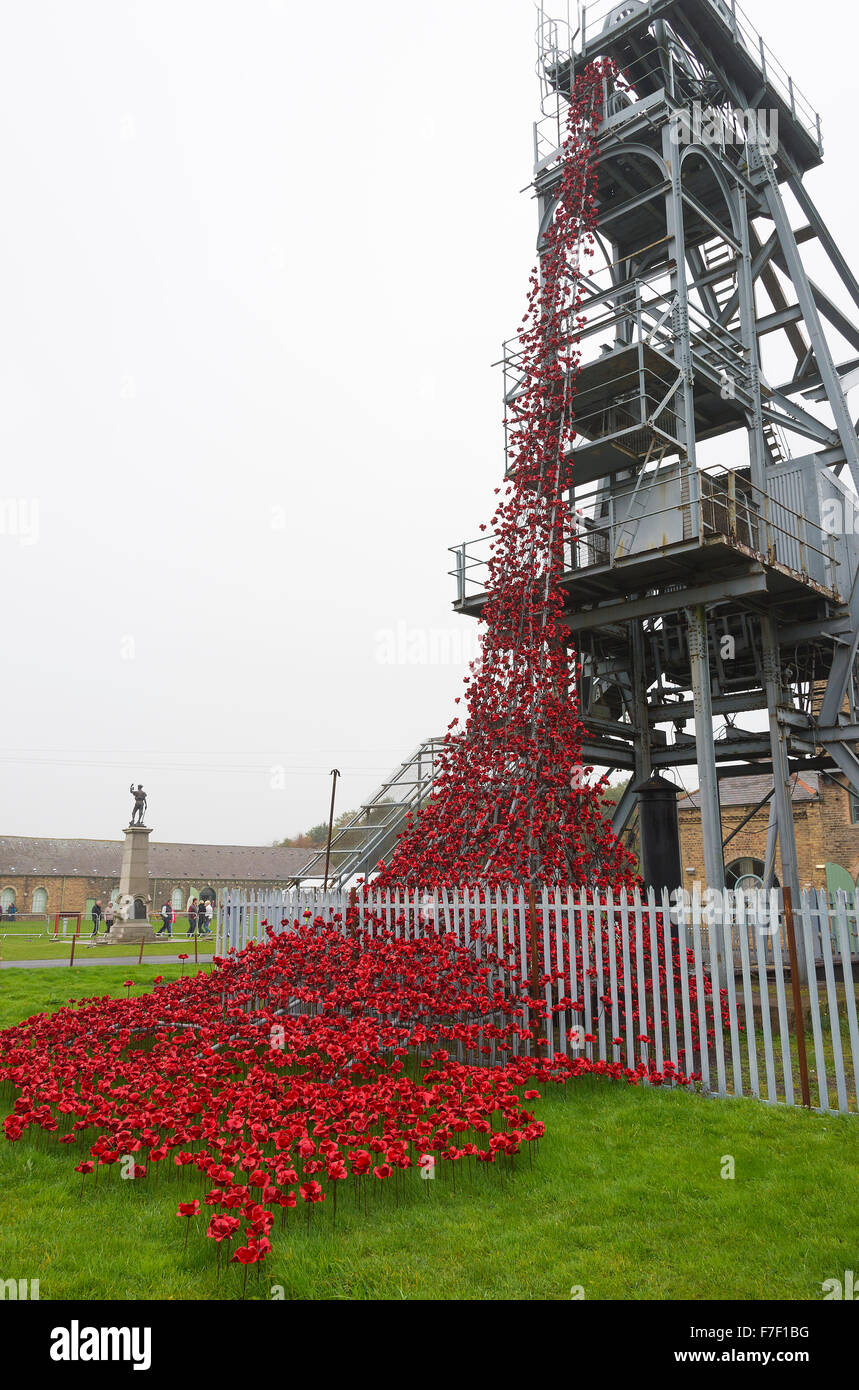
452, 0, 859, 896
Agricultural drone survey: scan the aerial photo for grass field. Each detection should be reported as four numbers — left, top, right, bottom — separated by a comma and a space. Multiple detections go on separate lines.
1, 965, 857, 1300
0, 919, 216, 963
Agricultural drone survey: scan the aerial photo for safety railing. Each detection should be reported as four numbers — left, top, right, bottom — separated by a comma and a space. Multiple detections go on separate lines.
450, 462, 840, 603
577, 0, 821, 153
500, 267, 751, 396
499, 268, 752, 466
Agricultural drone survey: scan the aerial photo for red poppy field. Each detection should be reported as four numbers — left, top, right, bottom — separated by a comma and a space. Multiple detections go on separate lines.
3, 918, 859, 1300
0, 913, 650, 1293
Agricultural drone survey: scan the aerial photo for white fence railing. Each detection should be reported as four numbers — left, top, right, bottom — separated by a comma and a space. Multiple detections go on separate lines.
216, 885, 859, 1117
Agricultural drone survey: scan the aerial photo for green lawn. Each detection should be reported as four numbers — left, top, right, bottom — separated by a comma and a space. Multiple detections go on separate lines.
0, 919, 216, 963
0, 963, 214, 1029
1, 967, 857, 1300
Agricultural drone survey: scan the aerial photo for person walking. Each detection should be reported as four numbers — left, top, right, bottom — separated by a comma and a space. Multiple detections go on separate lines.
187, 897, 198, 936
90, 900, 103, 937
104, 900, 116, 934
156, 901, 173, 938
200, 899, 214, 937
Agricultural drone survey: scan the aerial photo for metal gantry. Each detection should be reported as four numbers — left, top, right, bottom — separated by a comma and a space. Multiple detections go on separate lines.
451, 0, 859, 895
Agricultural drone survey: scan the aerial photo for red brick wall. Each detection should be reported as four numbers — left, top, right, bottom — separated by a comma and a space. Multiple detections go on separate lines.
677, 777, 859, 890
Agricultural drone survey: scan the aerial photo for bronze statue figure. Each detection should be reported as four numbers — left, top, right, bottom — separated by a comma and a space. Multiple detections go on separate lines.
129, 783, 148, 826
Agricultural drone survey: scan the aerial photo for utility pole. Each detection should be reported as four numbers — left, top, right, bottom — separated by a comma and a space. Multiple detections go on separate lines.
322, 768, 340, 892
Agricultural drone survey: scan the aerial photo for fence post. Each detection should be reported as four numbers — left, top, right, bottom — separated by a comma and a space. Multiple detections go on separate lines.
528, 882, 541, 1055
783, 886, 811, 1108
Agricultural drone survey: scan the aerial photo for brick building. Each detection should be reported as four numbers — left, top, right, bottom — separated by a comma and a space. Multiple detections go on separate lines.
0, 837, 313, 921
677, 772, 859, 893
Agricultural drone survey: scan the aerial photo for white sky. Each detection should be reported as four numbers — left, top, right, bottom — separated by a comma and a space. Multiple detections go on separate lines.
1, 0, 857, 845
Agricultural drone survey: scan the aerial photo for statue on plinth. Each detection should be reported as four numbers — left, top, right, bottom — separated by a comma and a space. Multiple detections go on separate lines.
129, 783, 148, 826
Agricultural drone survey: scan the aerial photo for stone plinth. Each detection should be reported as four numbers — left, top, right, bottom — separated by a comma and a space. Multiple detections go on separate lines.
105, 920, 161, 944
118, 823, 153, 921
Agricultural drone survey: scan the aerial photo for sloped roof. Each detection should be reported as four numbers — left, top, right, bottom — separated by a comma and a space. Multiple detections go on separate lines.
0, 836, 314, 881
678, 773, 821, 811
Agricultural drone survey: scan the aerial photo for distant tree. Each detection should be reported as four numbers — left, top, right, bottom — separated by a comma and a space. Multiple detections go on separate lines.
274, 809, 358, 849
599, 776, 630, 809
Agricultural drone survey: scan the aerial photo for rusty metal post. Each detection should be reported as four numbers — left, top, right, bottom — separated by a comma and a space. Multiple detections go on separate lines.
69, 933, 76, 968
783, 887, 811, 1108
137, 935, 145, 966
528, 882, 541, 1055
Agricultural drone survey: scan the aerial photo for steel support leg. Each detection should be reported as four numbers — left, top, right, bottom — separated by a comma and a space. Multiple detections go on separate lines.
686, 604, 724, 892
760, 615, 805, 980
630, 620, 652, 783
763, 797, 779, 891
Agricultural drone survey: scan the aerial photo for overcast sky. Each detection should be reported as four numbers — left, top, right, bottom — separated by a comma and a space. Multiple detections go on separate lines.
1, 0, 858, 846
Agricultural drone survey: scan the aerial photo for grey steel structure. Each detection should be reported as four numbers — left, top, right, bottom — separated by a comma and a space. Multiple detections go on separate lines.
451, 0, 859, 895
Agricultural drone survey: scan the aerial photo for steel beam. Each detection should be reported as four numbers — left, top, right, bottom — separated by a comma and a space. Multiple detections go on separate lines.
783, 175, 856, 316
763, 797, 779, 891
760, 156, 859, 497
565, 572, 768, 632
760, 614, 801, 908
649, 691, 770, 722
610, 780, 638, 835
686, 603, 724, 891
823, 740, 859, 796
817, 724, 859, 743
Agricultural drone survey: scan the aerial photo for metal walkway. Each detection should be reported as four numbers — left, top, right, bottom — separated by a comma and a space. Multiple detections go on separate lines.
298, 736, 445, 887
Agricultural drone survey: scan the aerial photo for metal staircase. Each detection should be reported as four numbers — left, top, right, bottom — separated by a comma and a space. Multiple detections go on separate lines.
702, 236, 741, 334
297, 736, 446, 887
761, 417, 788, 464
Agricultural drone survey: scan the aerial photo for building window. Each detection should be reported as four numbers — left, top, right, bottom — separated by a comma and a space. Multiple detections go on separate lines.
1, 887, 17, 914
725, 857, 771, 891
850, 791, 859, 825
32, 887, 48, 913
171, 888, 184, 910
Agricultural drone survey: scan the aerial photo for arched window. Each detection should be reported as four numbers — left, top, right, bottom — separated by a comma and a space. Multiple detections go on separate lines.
725, 857, 779, 890
171, 887, 184, 910
1, 887, 16, 914
32, 887, 48, 913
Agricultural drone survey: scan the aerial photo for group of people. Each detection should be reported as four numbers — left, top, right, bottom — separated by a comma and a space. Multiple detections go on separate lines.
88, 897, 214, 939
89, 901, 116, 936
155, 896, 213, 939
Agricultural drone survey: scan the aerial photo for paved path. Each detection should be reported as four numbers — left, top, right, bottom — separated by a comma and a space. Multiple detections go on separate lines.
1, 954, 212, 970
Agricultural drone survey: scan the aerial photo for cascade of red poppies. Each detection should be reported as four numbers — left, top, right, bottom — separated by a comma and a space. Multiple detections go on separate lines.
375, 60, 637, 892
1, 907, 724, 1280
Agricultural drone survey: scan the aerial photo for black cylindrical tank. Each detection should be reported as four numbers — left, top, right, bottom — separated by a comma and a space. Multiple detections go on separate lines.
632, 774, 682, 892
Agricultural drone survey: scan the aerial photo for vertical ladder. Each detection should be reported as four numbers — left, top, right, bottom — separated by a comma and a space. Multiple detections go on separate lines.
613, 445, 667, 558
